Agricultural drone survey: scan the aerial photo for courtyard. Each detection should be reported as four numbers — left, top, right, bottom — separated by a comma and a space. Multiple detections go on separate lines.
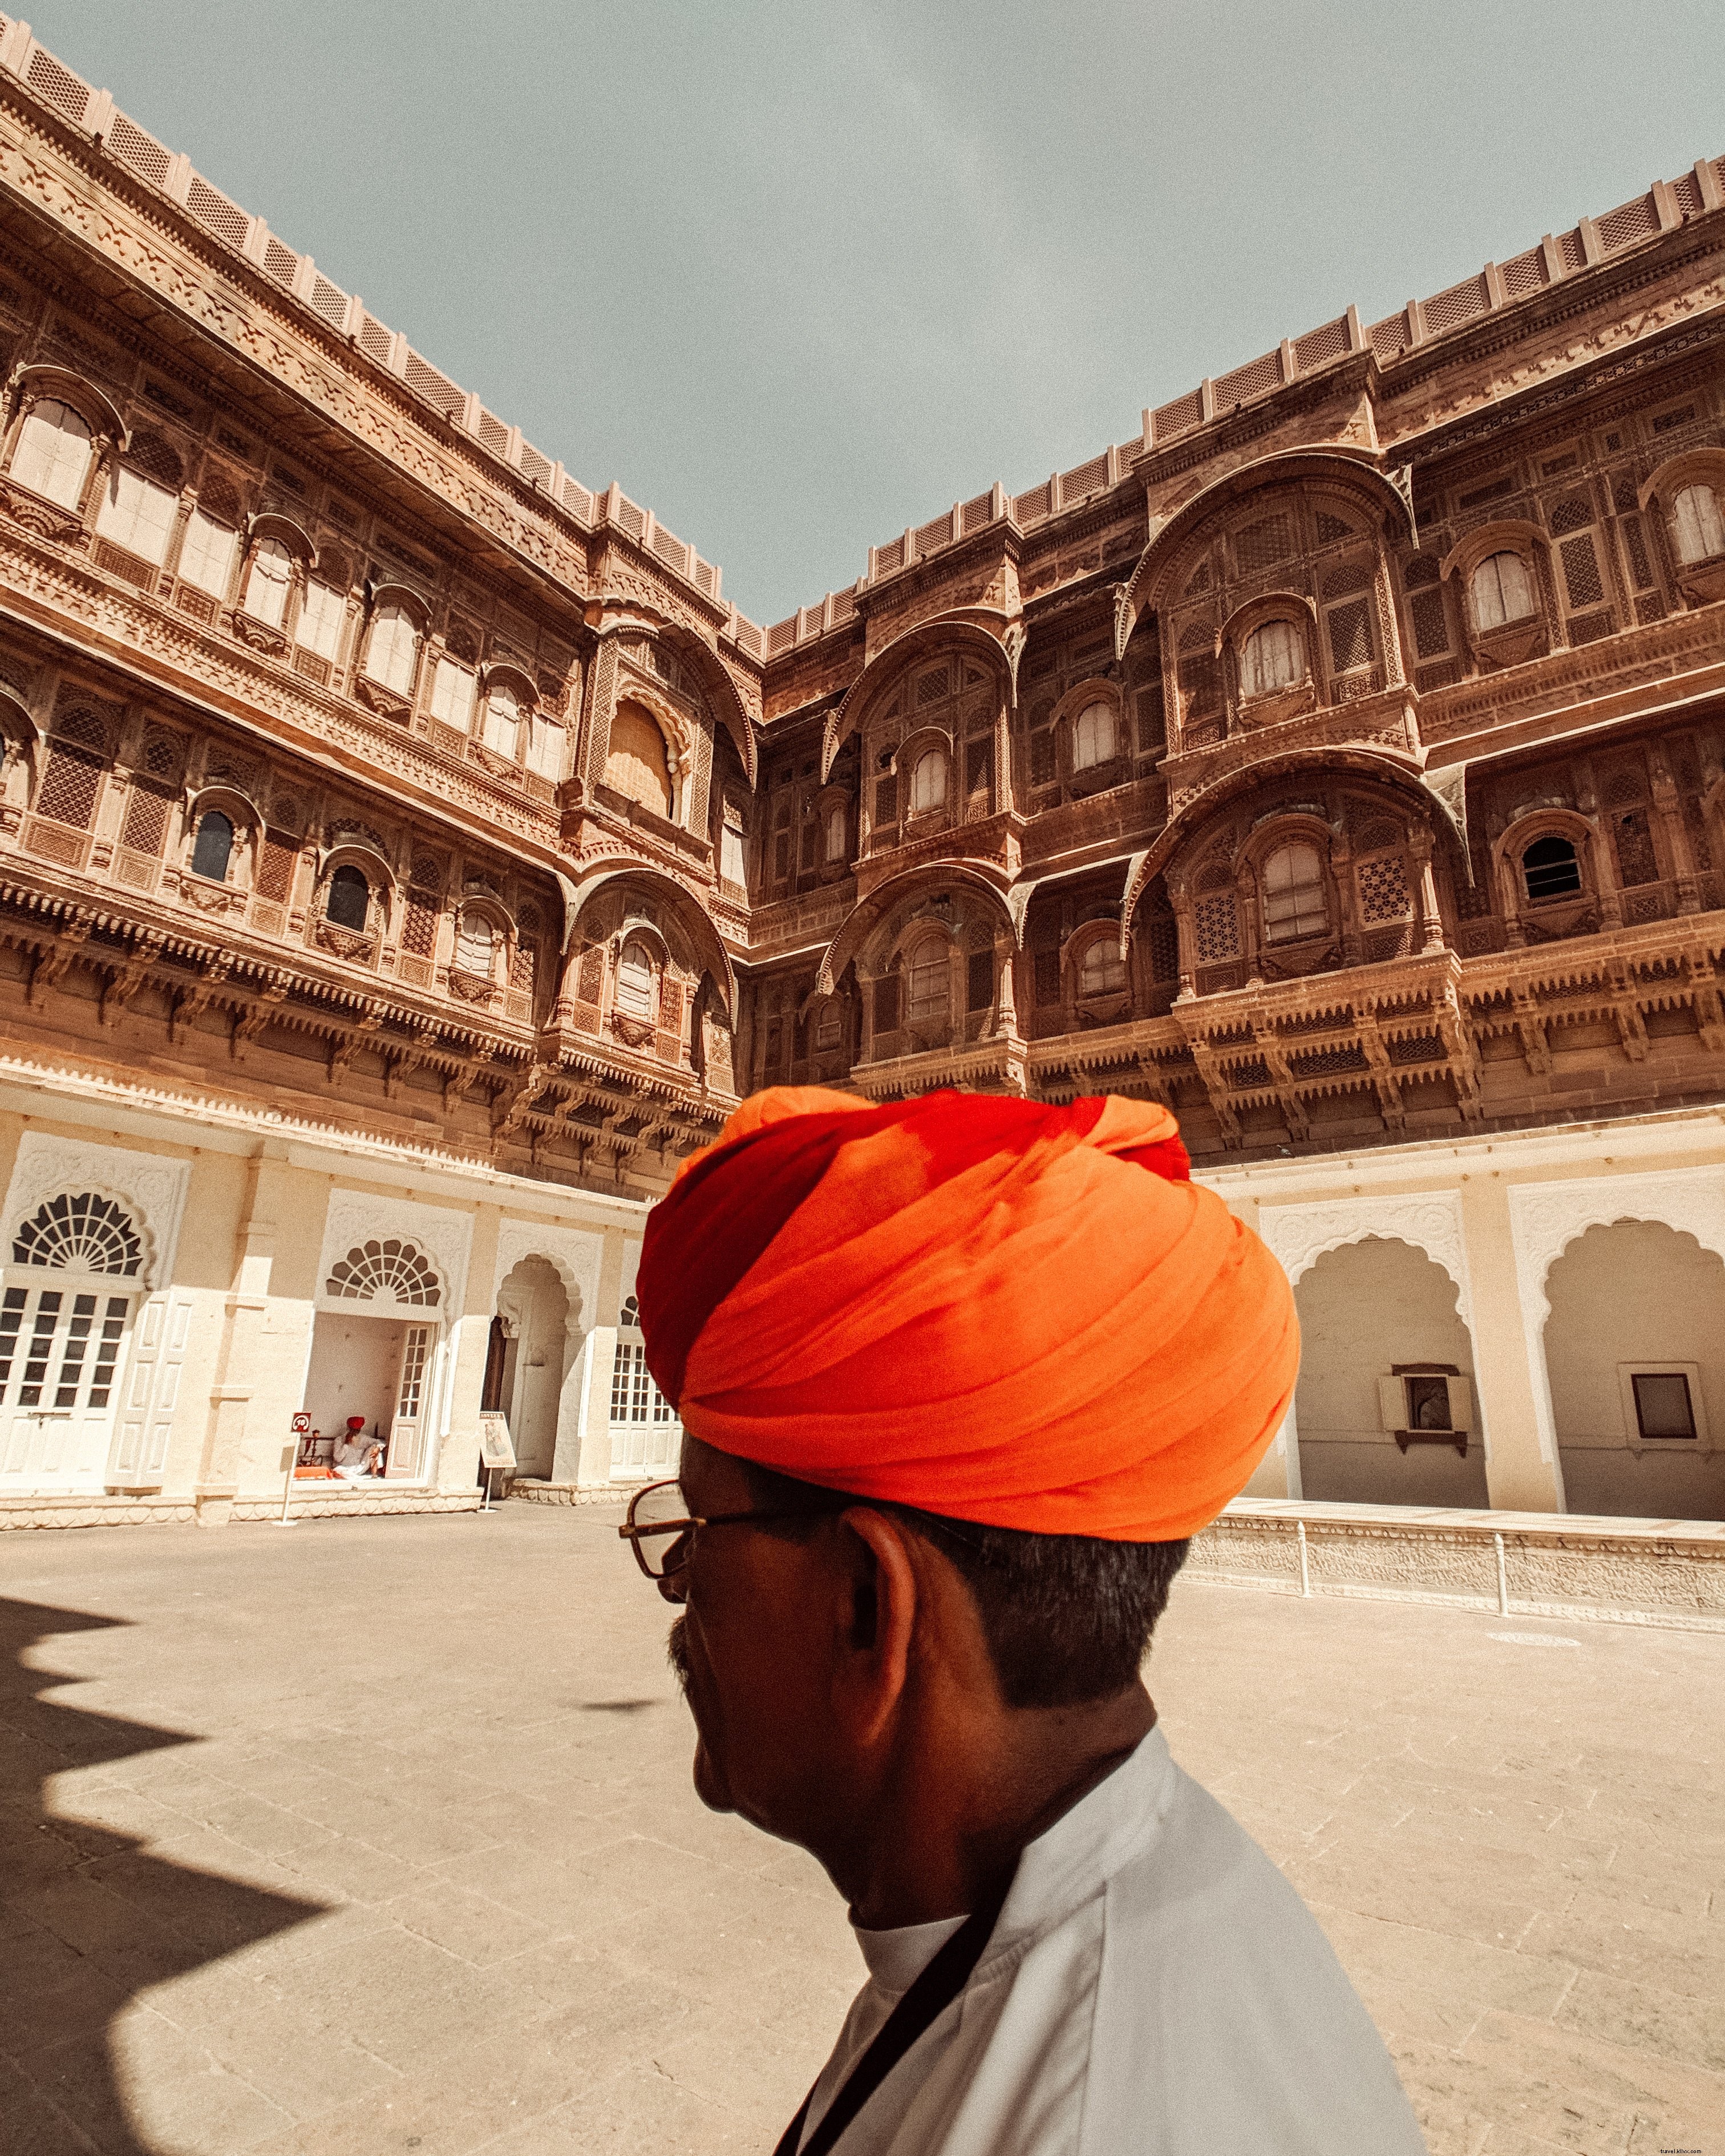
1, 1506, 1720, 2156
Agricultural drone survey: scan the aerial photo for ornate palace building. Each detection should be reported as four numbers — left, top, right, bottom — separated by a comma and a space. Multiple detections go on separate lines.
0, 22, 1723, 1527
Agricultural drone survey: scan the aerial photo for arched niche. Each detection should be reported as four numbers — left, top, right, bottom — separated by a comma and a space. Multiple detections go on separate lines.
822, 617, 1012, 781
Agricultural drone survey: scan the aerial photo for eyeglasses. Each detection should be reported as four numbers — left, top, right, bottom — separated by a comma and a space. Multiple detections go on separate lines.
617, 1476, 817, 1595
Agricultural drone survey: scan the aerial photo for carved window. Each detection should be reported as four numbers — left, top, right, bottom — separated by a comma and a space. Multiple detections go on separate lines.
244, 537, 295, 627
1193, 890, 1239, 962
1079, 937, 1125, 996
815, 1001, 842, 1052
95, 465, 179, 565
483, 683, 521, 760
1469, 551, 1536, 632
364, 602, 420, 695
326, 1238, 440, 1306
177, 508, 237, 598
1671, 484, 1725, 565
430, 658, 477, 731
1071, 700, 1117, 771
909, 748, 947, 813
190, 809, 234, 883
296, 579, 346, 662
605, 703, 673, 818
907, 935, 949, 1024
12, 399, 93, 507
615, 938, 656, 1020
824, 802, 848, 862
1521, 834, 1582, 901
1357, 852, 1412, 922
527, 714, 564, 781
455, 908, 497, 978
1240, 619, 1304, 697
12, 1193, 143, 1276
326, 863, 371, 931
35, 745, 103, 830
1261, 843, 1327, 943
402, 887, 440, 957
720, 821, 747, 887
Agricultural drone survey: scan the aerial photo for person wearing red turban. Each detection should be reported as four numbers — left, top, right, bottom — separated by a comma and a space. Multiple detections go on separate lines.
625, 1087, 1427, 2156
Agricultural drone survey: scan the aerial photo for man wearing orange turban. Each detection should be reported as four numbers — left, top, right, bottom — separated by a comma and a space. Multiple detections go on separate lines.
627, 1087, 1426, 2156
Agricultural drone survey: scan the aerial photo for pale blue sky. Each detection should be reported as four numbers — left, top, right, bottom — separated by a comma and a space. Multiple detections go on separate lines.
24, 2, 1723, 623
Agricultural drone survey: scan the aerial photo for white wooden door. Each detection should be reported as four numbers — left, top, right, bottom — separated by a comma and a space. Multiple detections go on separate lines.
0, 1283, 132, 1492
607, 1336, 680, 1481
385, 1323, 432, 1478
109, 1291, 193, 1485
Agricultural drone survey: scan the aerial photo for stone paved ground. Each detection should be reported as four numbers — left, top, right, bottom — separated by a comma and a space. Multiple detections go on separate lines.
1, 1507, 1720, 2156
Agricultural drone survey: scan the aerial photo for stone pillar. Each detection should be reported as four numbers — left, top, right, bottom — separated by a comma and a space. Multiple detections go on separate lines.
199, 1145, 299, 1521
574, 1225, 629, 1487
1458, 1175, 1566, 1512
434, 1205, 500, 1492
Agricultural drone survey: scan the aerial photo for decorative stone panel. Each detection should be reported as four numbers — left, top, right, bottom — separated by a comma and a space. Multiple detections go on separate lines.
0, 1134, 190, 1290
314, 1190, 473, 1321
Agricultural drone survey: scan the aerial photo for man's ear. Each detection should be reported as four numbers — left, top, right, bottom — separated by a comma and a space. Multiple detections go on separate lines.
832, 1508, 919, 1744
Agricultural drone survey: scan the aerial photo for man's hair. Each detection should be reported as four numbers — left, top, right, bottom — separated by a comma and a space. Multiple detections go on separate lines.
734, 1457, 1188, 1710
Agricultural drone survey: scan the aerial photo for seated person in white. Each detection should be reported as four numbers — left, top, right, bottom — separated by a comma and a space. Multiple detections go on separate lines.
331, 1417, 382, 1478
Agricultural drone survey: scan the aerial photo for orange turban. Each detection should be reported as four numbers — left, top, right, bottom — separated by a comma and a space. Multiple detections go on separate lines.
635, 1087, 1298, 1541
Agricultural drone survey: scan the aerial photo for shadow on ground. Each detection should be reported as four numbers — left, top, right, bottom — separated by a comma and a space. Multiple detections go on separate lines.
0, 1596, 327, 2155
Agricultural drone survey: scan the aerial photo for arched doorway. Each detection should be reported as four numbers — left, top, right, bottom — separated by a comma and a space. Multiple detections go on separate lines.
0, 1189, 146, 1493
1293, 1237, 1488, 1505
1543, 1221, 1725, 1521
490, 1257, 573, 1480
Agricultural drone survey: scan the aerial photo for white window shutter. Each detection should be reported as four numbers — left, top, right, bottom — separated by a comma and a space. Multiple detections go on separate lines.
1445, 1375, 1474, 1432
1378, 1376, 1407, 1432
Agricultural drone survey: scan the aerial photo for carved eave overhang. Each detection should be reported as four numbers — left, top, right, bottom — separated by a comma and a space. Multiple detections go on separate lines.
1390, 290, 1725, 472
1120, 723, 1441, 932
0, 94, 604, 631
815, 853, 1020, 996
851, 525, 1024, 656
1118, 446, 1416, 655
585, 541, 760, 779
1383, 209, 1725, 407
0, 540, 565, 875
822, 602, 1025, 783
1132, 352, 1383, 501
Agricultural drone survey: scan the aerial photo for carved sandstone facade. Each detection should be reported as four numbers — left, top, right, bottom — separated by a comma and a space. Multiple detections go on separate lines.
0, 21, 1722, 1522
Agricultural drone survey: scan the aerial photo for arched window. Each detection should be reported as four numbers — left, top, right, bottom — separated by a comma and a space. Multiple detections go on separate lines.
177, 508, 237, 598
824, 801, 848, 863
907, 934, 949, 1023
1079, 937, 1125, 997
483, 683, 521, 760
1671, 483, 1725, 565
244, 536, 294, 628
815, 1000, 843, 1051
1521, 833, 1582, 901
190, 809, 234, 883
13, 1192, 142, 1275
605, 703, 674, 818
1071, 700, 1117, 771
95, 465, 179, 565
909, 748, 947, 814
326, 1238, 440, 1306
430, 658, 477, 731
1240, 618, 1305, 698
615, 937, 657, 1020
326, 863, 370, 931
1469, 550, 1536, 632
364, 602, 420, 695
455, 908, 497, 978
1262, 842, 1327, 943
11, 399, 94, 508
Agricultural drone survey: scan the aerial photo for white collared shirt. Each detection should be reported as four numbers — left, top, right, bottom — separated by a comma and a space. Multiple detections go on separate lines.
796, 1726, 1426, 2155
